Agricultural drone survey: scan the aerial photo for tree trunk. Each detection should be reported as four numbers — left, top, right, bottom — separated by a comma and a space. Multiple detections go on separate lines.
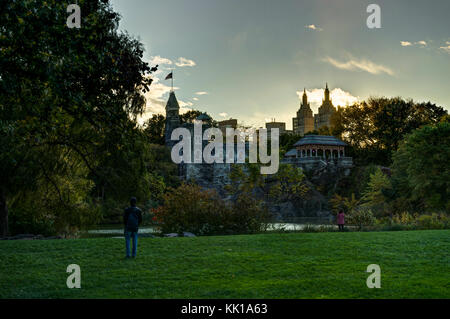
0, 188, 8, 238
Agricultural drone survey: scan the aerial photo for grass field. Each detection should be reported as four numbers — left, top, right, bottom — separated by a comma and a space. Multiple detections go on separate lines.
0, 230, 449, 298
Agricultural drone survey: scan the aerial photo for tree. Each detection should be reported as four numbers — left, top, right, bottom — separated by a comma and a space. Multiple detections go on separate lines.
143, 114, 166, 145
0, 0, 157, 236
268, 164, 308, 203
341, 97, 447, 165
361, 167, 392, 216
180, 110, 215, 126
391, 122, 450, 212
330, 106, 345, 138
329, 193, 360, 215
279, 133, 302, 157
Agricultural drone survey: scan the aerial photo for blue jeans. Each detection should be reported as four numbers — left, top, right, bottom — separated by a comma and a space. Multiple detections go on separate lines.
125, 230, 138, 257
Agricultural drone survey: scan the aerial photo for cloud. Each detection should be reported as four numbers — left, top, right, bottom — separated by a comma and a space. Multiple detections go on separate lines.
305, 24, 322, 31
150, 55, 173, 66
195, 91, 208, 95
323, 56, 394, 76
193, 97, 199, 101
175, 57, 196, 67
137, 75, 193, 125
150, 56, 197, 68
401, 40, 428, 48
178, 100, 193, 108
218, 112, 228, 118
296, 87, 359, 113
440, 45, 450, 54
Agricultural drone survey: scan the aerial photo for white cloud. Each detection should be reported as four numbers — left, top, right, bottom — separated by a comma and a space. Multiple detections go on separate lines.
195, 91, 208, 95
305, 24, 322, 31
296, 87, 359, 113
150, 55, 173, 66
323, 56, 394, 76
178, 100, 193, 108
175, 57, 196, 67
136, 54, 204, 124
440, 45, 450, 54
218, 112, 228, 118
137, 75, 193, 125
401, 40, 428, 48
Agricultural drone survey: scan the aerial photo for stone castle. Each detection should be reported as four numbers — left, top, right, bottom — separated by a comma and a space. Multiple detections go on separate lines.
163, 87, 351, 220
292, 83, 336, 135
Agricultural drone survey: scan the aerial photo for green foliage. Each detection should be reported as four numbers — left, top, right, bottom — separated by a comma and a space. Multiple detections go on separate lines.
0, 0, 161, 236
389, 212, 450, 230
279, 133, 303, 157
268, 164, 309, 202
347, 206, 375, 230
341, 97, 447, 165
180, 110, 216, 126
9, 165, 101, 237
153, 183, 270, 236
329, 193, 360, 215
143, 114, 165, 145
361, 167, 392, 216
227, 163, 308, 204
391, 122, 450, 212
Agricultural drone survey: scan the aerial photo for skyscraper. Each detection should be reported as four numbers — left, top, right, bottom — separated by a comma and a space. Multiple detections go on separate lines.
314, 83, 336, 130
293, 88, 314, 135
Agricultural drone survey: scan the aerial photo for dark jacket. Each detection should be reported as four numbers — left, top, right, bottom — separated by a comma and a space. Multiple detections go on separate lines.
123, 206, 143, 231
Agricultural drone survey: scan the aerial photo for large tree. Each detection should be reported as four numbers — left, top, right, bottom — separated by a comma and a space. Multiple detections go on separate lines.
0, 0, 157, 236
391, 122, 450, 212
341, 97, 447, 165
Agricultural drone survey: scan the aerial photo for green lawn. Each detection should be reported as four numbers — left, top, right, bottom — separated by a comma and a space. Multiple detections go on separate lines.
0, 230, 449, 298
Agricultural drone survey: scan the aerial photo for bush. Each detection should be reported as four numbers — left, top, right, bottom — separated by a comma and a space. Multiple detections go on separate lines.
347, 206, 375, 230
153, 183, 270, 236
9, 175, 101, 237
376, 212, 449, 231
416, 213, 448, 230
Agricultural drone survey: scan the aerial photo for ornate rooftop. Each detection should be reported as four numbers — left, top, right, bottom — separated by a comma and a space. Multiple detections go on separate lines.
293, 135, 347, 147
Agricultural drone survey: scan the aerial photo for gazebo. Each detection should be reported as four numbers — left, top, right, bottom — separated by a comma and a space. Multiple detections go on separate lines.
292, 135, 347, 159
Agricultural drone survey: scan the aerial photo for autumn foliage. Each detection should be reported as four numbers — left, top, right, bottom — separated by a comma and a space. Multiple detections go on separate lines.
152, 183, 270, 236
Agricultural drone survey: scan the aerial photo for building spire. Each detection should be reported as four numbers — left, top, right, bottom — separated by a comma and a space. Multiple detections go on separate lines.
302, 88, 308, 105
324, 82, 330, 102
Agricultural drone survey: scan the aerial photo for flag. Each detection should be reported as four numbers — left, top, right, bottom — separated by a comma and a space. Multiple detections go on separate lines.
165, 72, 173, 80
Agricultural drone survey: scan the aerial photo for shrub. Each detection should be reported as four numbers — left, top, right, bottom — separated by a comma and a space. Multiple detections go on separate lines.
347, 206, 375, 230
416, 213, 448, 230
153, 183, 270, 236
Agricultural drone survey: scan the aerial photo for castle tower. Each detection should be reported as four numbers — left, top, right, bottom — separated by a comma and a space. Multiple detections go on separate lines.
293, 88, 315, 135
164, 91, 180, 147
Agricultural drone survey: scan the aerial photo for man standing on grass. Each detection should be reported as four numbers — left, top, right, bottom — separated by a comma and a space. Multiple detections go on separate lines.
123, 197, 142, 258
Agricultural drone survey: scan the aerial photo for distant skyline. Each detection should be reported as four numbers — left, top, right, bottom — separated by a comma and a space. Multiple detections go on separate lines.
110, 0, 450, 128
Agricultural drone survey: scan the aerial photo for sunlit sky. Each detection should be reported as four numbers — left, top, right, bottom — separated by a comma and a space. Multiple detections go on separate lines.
110, 0, 450, 128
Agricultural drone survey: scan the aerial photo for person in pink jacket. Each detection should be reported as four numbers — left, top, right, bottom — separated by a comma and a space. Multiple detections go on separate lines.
337, 210, 345, 231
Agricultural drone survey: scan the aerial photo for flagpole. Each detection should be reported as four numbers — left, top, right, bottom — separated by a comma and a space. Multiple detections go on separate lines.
171, 69, 174, 92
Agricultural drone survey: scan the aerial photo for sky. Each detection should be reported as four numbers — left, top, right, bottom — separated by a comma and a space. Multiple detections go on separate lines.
110, 0, 450, 129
